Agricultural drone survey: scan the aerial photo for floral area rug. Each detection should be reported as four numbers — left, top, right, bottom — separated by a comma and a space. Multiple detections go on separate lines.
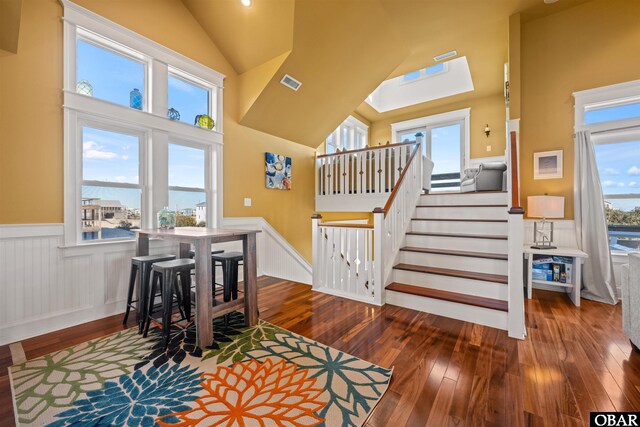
9, 312, 392, 427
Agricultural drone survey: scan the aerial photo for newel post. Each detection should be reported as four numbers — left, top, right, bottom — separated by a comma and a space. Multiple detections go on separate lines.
373, 208, 385, 305
311, 213, 322, 289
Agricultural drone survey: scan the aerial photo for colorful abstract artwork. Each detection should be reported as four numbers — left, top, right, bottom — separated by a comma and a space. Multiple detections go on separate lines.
265, 152, 292, 190
9, 312, 392, 427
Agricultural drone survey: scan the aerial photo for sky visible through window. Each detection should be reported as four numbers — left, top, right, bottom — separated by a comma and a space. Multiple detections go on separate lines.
590, 104, 640, 211
77, 40, 144, 108
168, 75, 210, 125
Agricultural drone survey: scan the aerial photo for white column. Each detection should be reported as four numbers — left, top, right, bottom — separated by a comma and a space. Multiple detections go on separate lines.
311, 214, 322, 289
373, 208, 384, 305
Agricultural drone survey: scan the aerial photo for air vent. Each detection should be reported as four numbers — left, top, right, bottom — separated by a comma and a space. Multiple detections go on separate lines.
433, 50, 458, 62
280, 74, 302, 91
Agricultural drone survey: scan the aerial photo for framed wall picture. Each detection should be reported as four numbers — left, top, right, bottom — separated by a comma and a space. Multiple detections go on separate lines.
265, 152, 292, 190
534, 150, 563, 180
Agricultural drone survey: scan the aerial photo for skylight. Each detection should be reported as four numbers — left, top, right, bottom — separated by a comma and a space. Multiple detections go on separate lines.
366, 56, 474, 113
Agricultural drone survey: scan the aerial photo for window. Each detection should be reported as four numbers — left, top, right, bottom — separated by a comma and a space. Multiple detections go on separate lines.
575, 80, 640, 252
63, 1, 224, 245
168, 71, 213, 125
391, 108, 470, 192
168, 143, 206, 227
76, 36, 146, 109
323, 115, 368, 154
400, 63, 448, 85
81, 126, 142, 241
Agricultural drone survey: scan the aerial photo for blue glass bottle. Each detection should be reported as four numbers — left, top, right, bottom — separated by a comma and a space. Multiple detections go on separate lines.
130, 88, 143, 110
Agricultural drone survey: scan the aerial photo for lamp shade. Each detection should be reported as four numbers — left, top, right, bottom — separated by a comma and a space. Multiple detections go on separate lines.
528, 196, 564, 219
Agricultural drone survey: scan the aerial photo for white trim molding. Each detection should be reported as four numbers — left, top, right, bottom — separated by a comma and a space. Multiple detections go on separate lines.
0, 218, 310, 345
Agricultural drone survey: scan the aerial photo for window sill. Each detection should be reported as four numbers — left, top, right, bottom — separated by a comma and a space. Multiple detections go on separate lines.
58, 237, 175, 258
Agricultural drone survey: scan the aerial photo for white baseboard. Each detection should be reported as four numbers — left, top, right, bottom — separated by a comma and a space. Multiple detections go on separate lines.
0, 218, 311, 345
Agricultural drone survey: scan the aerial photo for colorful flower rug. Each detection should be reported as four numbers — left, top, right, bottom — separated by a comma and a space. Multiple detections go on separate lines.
9, 312, 392, 427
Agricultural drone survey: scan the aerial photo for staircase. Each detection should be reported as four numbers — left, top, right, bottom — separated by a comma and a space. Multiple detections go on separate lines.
385, 190, 511, 330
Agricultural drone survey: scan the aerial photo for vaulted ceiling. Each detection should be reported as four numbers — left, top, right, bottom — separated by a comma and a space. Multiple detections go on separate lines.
182, 0, 591, 147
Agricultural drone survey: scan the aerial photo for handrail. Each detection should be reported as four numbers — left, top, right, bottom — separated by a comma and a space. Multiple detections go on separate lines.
509, 131, 524, 213
319, 223, 373, 229
316, 141, 416, 159
380, 142, 421, 217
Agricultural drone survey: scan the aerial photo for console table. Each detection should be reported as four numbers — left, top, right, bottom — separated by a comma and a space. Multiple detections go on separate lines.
523, 246, 588, 306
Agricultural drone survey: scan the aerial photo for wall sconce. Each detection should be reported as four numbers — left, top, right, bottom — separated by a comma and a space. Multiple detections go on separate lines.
484, 124, 491, 138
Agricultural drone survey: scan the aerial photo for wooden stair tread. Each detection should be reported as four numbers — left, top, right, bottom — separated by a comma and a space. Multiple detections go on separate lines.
411, 218, 507, 223
386, 282, 508, 312
393, 263, 508, 284
406, 231, 508, 240
416, 204, 508, 208
400, 246, 508, 260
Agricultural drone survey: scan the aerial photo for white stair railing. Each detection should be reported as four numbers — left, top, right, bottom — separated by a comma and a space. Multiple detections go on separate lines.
373, 143, 423, 300
316, 142, 417, 212
311, 219, 376, 303
506, 119, 526, 339
311, 142, 423, 305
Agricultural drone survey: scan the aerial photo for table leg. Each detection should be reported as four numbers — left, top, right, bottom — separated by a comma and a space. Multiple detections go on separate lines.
570, 258, 581, 307
136, 234, 150, 332
527, 256, 533, 299
179, 242, 191, 259
243, 233, 258, 326
195, 238, 213, 348
137, 233, 149, 256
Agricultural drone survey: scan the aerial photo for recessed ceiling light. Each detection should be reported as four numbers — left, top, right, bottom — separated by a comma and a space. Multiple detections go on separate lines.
433, 50, 457, 62
241, 0, 252, 7
544, 0, 559, 3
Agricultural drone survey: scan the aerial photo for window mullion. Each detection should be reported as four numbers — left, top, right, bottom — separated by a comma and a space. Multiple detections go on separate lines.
152, 59, 168, 118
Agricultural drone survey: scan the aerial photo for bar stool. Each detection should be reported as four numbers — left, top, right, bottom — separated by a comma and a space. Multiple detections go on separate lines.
143, 258, 195, 349
124, 254, 177, 333
211, 252, 244, 324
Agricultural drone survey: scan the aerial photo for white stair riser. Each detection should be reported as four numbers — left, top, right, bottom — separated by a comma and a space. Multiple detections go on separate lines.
392, 269, 508, 300
386, 290, 508, 331
420, 192, 509, 206
410, 220, 507, 235
398, 251, 508, 275
415, 206, 508, 220
406, 234, 508, 253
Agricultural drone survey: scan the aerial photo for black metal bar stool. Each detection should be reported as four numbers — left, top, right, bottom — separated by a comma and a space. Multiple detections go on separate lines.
143, 258, 195, 349
211, 252, 244, 324
124, 254, 176, 333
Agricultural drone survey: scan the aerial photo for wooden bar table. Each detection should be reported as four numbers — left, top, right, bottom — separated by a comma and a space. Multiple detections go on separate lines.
136, 227, 259, 349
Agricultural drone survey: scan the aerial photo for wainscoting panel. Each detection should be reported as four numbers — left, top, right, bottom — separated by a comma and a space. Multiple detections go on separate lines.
0, 219, 311, 345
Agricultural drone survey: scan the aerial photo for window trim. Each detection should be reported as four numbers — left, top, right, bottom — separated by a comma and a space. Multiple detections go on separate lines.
62, 0, 225, 246
324, 115, 369, 154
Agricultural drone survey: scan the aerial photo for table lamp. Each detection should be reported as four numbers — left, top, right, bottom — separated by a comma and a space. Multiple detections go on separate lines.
528, 195, 564, 249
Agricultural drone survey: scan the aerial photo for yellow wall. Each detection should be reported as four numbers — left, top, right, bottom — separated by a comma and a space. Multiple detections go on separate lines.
520, 0, 640, 219
0, 0, 317, 261
369, 93, 507, 158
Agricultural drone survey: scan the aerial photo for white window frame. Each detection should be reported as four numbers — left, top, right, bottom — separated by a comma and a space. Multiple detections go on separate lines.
324, 115, 368, 154
574, 80, 640, 254
62, 0, 225, 246
391, 107, 470, 170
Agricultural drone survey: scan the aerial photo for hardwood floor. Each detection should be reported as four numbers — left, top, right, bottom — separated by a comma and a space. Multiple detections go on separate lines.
2, 276, 639, 426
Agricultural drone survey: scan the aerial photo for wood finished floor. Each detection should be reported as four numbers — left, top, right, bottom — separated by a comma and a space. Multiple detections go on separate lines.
1, 276, 639, 426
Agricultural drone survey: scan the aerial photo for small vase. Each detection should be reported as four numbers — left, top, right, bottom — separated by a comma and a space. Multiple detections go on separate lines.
130, 88, 143, 110
76, 80, 93, 96
195, 114, 215, 130
167, 108, 180, 121
157, 207, 176, 229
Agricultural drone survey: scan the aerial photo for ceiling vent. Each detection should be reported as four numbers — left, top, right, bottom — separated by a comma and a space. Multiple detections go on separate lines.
434, 50, 458, 62
280, 74, 302, 91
